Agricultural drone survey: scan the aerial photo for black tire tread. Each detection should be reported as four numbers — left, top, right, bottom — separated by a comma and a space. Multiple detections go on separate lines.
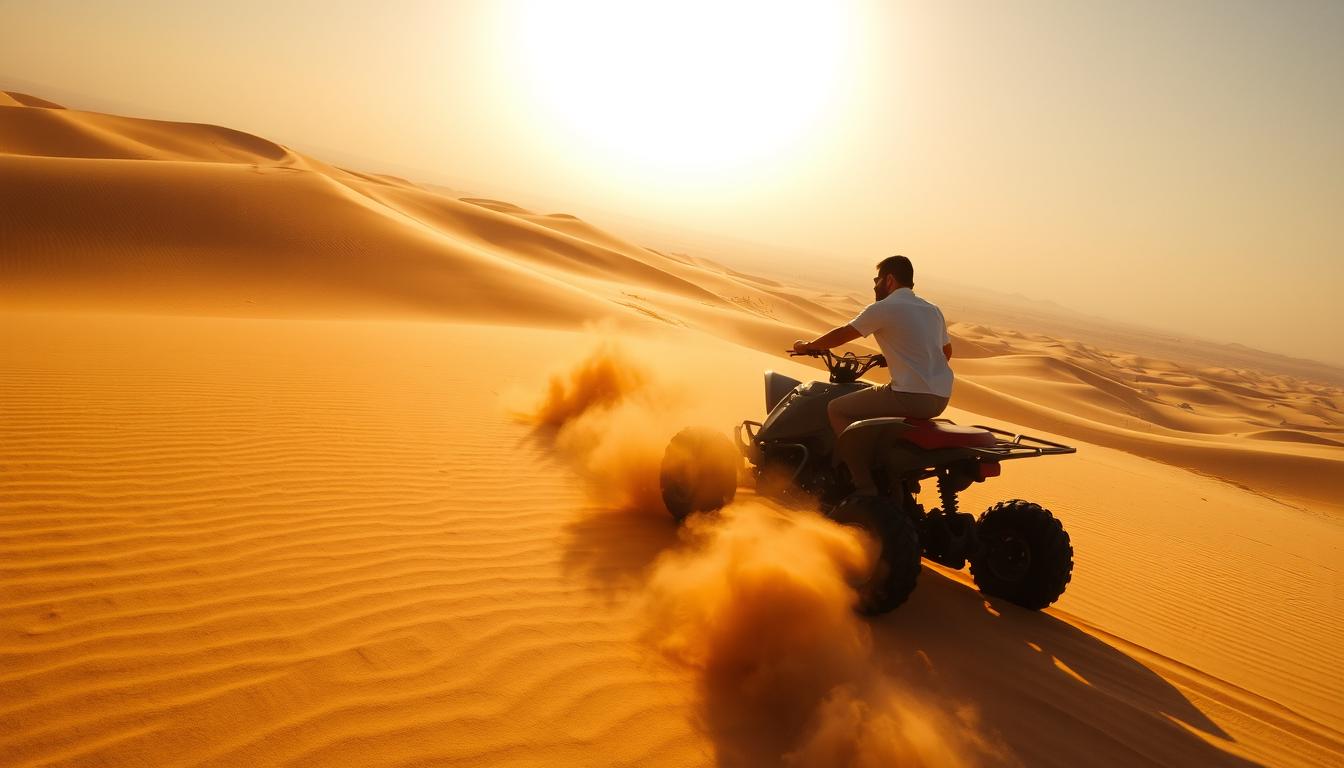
968, 499, 1073, 610
862, 512, 923, 615
835, 496, 922, 615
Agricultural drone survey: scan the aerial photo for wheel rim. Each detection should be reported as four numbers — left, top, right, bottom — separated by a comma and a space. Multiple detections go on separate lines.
988, 531, 1032, 583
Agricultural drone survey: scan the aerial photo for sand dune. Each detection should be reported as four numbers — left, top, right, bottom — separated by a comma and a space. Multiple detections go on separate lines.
947, 331, 1344, 512
0, 90, 67, 109
2, 93, 1342, 767
0, 99, 291, 162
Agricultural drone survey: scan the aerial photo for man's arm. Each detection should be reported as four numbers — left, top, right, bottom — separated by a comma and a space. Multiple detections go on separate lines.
943, 343, 952, 361
794, 325, 862, 354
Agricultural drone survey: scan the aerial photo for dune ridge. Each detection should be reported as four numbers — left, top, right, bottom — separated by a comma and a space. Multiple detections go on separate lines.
3, 91, 1339, 513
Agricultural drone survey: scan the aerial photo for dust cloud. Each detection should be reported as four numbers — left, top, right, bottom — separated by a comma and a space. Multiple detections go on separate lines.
529, 337, 653, 430
644, 504, 1007, 767
522, 336, 685, 512
525, 338, 1010, 767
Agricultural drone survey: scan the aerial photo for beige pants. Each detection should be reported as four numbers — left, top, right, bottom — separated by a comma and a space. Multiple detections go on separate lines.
827, 386, 949, 434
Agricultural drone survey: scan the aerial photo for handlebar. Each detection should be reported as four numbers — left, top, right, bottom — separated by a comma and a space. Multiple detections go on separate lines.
787, 349, 886, 384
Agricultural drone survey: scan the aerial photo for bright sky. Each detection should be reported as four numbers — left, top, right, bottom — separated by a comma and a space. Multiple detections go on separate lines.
2, 0, 1342, 364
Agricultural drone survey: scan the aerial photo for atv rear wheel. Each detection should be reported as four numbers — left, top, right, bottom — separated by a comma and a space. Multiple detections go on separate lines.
968, 499, 1072, 609
831, 495, 921, 615
660, 427, 739, 522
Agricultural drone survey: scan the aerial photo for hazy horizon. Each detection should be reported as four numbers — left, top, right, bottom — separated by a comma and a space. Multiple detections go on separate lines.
3, 0, 1341, 365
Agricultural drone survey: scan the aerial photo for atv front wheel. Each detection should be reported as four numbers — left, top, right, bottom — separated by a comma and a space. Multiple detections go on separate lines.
968, 499, 1073, 609
660, 427, 739, 522
831, 495, 922, 615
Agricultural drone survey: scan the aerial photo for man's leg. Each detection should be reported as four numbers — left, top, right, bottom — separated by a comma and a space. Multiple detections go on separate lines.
827, 395, 857, 436
828, 387, 892, 436
828, 388, 950, 436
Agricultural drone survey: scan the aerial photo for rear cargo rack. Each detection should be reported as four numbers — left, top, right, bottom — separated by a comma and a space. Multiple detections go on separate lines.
970, 425, 1077, 461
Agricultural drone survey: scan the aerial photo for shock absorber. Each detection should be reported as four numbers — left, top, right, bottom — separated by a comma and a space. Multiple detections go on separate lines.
937, 471, 959, 516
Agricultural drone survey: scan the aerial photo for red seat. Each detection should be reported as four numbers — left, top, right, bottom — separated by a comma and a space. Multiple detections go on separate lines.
900, 419, 999, 449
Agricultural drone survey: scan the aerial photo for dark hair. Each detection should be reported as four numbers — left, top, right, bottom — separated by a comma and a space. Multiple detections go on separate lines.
875, 255, 914, 287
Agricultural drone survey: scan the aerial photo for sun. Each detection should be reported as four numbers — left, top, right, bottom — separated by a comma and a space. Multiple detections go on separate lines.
501, 0, 856, 183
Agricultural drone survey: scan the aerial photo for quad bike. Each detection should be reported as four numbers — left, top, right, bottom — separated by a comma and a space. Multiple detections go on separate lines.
659, 349, 1076, 615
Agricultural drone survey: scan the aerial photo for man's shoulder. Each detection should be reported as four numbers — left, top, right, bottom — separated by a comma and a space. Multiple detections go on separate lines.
862, 290, 943, 318
906, 291, 943, 312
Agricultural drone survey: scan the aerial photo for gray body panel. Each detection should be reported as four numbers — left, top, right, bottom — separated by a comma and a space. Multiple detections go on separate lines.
756, 379, 870, 443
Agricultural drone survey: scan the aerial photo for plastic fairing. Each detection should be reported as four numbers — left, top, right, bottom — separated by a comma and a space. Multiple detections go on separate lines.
764, 371, 802, 413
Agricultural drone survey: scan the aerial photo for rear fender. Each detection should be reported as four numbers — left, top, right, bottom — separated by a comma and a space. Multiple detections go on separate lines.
834, 418, 916, 495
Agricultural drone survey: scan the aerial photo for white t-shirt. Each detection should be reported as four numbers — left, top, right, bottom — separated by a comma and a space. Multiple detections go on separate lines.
848, 287, 954, 398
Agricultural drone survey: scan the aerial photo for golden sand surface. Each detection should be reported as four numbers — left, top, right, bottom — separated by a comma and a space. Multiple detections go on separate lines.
2, 92, 1342, 767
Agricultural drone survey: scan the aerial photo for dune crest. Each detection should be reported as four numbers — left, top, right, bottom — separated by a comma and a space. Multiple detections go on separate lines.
0, 90, 65, 108
5, 93, 1338, 511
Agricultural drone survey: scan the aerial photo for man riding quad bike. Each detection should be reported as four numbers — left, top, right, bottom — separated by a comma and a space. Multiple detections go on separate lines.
658, 348, 1077, 614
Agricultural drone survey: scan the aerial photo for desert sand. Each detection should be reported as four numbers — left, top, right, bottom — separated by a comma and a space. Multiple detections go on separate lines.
2, 92, 1342, 767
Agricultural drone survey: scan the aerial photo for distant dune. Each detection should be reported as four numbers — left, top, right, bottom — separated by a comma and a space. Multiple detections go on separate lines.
2, 92, 1342, 767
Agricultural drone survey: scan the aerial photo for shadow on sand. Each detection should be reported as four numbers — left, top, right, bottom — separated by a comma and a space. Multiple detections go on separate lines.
688, 565, 1267, 767
857, 566, 1263, 768
559, 504, 679, 597
548, 445, 1263, 767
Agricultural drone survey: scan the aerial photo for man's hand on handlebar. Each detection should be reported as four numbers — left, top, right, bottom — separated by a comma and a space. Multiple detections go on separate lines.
791, 339, 821, 356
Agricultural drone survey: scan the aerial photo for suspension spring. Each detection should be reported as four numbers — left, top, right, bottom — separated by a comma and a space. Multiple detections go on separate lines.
937, 472, 959, 516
